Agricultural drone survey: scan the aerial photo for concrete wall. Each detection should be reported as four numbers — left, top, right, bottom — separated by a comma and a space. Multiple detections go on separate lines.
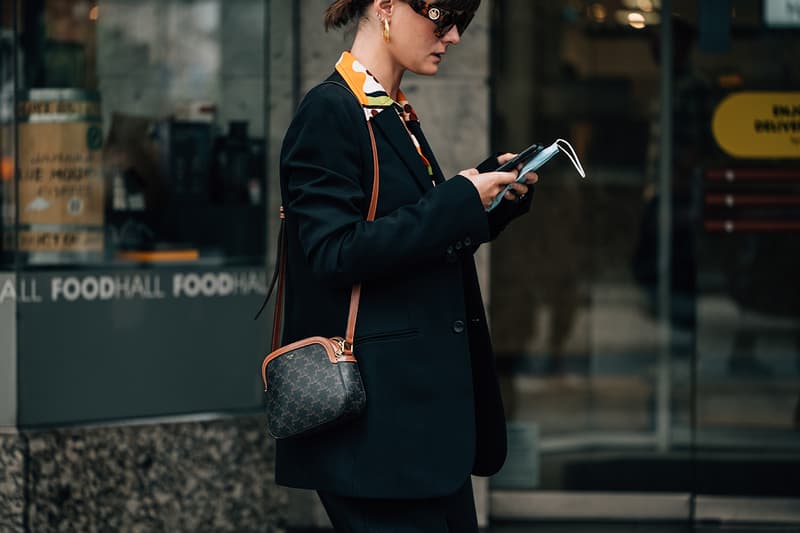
292, 0, 493, 299
296, 0, 491, 179
267, 0, 295, 270
281, 1, 494, 528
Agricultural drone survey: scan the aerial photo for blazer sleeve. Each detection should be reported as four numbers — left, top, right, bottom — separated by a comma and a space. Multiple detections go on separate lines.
281, 84, 492, 287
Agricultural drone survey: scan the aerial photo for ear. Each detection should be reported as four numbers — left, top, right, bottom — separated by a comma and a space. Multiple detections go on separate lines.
376, 0, 393, 19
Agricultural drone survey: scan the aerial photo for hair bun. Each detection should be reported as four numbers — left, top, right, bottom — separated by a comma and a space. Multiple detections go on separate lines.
324, 0, 371, 30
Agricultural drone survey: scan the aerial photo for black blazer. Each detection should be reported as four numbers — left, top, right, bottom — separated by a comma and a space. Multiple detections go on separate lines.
275, 71, 533, 499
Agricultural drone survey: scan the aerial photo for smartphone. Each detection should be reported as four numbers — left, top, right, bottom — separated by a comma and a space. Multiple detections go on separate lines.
487, 142, 558, 211
488, 139, 585, 211
495, 143, 544, 172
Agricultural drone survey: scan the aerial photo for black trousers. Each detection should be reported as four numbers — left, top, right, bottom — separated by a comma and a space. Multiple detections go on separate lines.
317, 478, 479, 533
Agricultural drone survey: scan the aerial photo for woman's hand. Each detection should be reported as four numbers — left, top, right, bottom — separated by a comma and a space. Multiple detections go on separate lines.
459, 153, 539, 210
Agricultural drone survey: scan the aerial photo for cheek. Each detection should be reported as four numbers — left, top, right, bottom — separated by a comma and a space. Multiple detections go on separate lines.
410, 31, 437, 55
396, 32, 432, 62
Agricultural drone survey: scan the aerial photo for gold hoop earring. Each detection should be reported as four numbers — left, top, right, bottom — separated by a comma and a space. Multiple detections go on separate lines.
383, 18, 391, 43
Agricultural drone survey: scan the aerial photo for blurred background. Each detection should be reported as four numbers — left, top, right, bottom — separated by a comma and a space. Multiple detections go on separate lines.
487, 0, 800, 526
0, 0, 798, 531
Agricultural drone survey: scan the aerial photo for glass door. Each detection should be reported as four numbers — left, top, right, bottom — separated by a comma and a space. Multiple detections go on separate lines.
691, 0, 800, 521
488, 0, 800, 523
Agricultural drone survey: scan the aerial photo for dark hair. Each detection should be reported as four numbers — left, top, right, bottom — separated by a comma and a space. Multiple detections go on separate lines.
324, 0, 482, 31
438, 0, 482, 14
324, 0, 372, 31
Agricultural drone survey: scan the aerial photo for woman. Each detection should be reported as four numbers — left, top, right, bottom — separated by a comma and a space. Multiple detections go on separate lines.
276, 0, 537, 530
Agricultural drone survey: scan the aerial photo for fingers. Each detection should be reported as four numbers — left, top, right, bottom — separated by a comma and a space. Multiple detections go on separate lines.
523, 171, 539, 184
485, 170, 519, 184
488, 171, 519, 202
496, 152, 516, 166
463, 169, 521, 209
503, 182, 529, 201
509, 182, 528, 196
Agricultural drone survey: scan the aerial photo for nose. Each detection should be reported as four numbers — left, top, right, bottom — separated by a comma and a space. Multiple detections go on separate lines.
442, 24, 461, 44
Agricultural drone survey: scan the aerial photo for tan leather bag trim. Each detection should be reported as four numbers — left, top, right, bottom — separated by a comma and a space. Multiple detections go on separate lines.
261, 336, 357, 390
343, 120, 380, 355
264, 107, 380, 371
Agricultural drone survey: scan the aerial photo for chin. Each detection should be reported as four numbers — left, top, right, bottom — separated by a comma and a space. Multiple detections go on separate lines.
413, 63, 440, 76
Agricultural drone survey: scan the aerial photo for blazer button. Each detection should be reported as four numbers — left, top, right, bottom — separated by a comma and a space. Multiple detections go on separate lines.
446, 245, 454, 255
464, 236, 472, 246
455, 241, 463, 250
452, 320, 465, 334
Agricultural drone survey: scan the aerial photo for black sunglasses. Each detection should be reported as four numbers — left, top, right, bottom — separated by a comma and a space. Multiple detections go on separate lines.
405, 0, 475, 38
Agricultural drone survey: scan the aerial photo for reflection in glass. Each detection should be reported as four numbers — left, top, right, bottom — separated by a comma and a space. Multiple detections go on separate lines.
489, 0, 800, 502
5, 0, 267, 267
1, 7, 16, 266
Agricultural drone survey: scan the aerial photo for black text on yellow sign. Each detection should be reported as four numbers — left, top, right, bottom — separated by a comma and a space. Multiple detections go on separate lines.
712, 92, 800, 158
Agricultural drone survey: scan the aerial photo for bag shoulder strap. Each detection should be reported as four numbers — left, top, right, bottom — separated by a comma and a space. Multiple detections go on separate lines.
257, 80, 380, 356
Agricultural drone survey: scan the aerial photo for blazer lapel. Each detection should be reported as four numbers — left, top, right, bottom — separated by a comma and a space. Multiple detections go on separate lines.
372, 110, 434, 193
408, 121, 446, 185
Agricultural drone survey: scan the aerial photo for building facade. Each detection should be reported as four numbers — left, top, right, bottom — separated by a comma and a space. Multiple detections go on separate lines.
1, 0, 799, 531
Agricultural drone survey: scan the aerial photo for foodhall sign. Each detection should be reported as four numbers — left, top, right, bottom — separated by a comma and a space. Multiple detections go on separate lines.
712, 92, 800, 158
0, 270, 267, 305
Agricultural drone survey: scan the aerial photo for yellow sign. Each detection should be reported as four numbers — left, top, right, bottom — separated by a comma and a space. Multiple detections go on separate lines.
712, 92, 800, 158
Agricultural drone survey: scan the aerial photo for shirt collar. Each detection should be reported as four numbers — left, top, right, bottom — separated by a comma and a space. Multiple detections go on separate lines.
335, 51, 420, 124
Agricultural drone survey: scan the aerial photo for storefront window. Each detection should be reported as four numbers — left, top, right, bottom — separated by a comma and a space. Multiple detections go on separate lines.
489, 0, 799, 515
0, 2, 16, 267
2, 0, 267, 267
693, 0, 800, 504
1, 0, 270, 427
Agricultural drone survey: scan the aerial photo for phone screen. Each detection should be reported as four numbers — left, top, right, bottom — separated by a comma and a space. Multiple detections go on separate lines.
496, 143, 544, 172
